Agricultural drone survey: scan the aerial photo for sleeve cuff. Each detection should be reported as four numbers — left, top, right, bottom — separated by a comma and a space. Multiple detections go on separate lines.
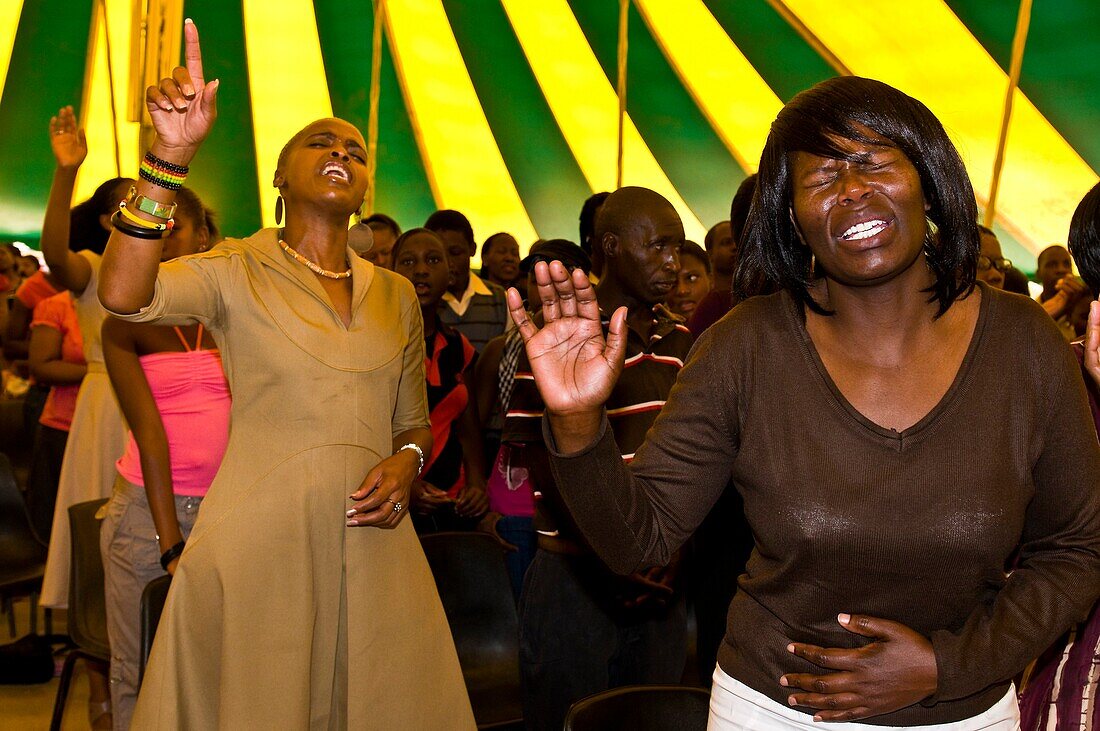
541, 412, 610, 458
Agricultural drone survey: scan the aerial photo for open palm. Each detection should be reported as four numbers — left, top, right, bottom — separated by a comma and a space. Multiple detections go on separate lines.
145, 19, 218, 154
507, 261, 627, 416
48, 106, 88, 169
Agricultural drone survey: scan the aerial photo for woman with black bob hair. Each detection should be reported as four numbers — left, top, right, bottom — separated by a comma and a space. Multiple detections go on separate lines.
736, 76, 978, 315
508, 74, 1100, 730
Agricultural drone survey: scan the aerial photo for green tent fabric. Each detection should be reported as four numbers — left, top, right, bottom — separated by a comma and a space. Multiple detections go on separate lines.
0, 0, 1096, 274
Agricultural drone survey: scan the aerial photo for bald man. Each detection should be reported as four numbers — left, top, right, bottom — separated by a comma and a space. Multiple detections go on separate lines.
502, 186, 693, 731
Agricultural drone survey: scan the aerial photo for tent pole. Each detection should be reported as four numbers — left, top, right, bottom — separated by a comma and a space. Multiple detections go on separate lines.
100, 0, 122, 177
365, 0, 385, 217
763, 0, 851, 76
615, 0, 629, 190
985, 0, 1033, 228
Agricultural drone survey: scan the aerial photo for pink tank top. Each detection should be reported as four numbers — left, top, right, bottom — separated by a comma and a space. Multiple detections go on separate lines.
115, 325, 231, 496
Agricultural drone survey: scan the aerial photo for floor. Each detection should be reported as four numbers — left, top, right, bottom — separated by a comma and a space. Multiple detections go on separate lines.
0, 597, 94, 730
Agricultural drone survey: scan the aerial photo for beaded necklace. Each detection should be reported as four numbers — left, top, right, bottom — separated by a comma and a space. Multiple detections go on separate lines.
278, 239, 352, 279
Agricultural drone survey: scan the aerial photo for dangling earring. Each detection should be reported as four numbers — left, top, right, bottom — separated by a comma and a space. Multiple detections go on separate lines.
355, 200, 366, 223
274, 195, 284, 226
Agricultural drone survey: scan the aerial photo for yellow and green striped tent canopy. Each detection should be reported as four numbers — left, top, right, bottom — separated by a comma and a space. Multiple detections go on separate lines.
1, 0, 1097, 272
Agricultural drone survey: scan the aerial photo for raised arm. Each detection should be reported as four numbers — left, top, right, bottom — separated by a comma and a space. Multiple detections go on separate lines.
41, 107, 92, 294
99, 19, 218, 314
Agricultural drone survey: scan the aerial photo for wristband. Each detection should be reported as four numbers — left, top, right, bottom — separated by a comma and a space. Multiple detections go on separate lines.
126, 185, 177, 220
398, 443, 425, 475
118, 201, 172, 231
160, 540, 185, 571
111, 211, 169, 240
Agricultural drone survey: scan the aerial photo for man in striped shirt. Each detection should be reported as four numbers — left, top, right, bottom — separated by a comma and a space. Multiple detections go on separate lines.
502, 187, 694, 731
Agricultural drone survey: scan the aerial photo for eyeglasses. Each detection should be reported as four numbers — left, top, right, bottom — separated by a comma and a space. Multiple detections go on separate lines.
977, 256, 1013, 272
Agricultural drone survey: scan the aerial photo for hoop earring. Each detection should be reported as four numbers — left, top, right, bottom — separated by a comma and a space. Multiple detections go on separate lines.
275, 195, 284, 226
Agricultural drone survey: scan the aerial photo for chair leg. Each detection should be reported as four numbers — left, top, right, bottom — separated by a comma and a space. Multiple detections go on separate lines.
30, 591, 39, 635
50, 650, 83, 731
2, 596, 14, 638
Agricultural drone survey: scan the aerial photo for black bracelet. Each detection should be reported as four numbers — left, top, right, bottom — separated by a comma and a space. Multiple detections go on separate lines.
110, 211, 168, 240
160, 540, 185, 571
144, 151, 189, 175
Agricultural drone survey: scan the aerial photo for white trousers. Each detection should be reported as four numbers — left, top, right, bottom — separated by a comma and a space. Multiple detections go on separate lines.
708, 666, 1021, 731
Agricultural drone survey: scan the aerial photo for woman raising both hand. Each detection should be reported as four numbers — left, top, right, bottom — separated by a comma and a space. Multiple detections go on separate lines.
509, 76, 1100, 730
98, 19, 473, 729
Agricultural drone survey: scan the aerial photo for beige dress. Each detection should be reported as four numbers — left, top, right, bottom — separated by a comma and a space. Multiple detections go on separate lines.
41, 250, 128, 608
120, 230, 474, 729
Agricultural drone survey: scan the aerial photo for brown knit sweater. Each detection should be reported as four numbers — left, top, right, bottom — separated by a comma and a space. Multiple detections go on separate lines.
546, 285, 1100, 726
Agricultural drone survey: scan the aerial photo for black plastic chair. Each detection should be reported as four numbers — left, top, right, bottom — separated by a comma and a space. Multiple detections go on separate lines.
49, 498, 110, 731
0, 452, 48, 637
420, 531, 523, 730
564, 684, 712, 731
138, 574, 171, 684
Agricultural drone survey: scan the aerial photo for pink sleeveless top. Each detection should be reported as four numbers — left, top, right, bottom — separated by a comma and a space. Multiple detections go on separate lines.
115, 325, 231, 496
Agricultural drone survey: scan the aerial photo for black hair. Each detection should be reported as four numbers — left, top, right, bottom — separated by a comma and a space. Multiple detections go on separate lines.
69, 177, 132, 255
680, 240, 711, 274
1068, 181, 1100, 296
390, 227, 447, 266
579, 191, 611, 256
481, 232, 515, 260
735, 76, 979, 317
364, 212, 401, 237
424, 209, 474, 247
172, 187, 212, 236
729, 174, 757, 244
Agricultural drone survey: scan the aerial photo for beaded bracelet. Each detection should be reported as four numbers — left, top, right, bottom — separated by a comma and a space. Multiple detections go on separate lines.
144, 151, 189, 175
139, 162, 185, 191
111, 211, 169, 240
118, 201, 173, 232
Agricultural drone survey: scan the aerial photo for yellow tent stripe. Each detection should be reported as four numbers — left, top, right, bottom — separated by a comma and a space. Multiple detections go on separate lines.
0, 0, 23, 106
385, 0, 536, 244
75, 0, 140, 204
242, 0, 333, 227
500, 0, 705, 242
781, 0, 1098, 254
634, 0, 782, 173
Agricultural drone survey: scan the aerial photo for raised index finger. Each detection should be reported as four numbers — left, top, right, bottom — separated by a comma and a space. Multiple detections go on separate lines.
183, 19, 205, 86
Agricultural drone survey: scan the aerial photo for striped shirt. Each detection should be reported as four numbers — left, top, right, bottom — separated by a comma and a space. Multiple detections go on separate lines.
439, 272, 510, 353
502, 307, 693, 541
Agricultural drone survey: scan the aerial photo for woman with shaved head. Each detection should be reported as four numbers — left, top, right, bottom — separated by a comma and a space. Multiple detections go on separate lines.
98, 21, 473, 729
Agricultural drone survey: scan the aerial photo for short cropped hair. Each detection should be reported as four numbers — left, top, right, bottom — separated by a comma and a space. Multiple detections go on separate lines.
736, 76, 979, 317
680, 240, 711, 274
424, 209, 474, 247
1068, 182, 1100, 296
481, 232, 514, 260
364, 212, 401, 237
390, 227, 446, 266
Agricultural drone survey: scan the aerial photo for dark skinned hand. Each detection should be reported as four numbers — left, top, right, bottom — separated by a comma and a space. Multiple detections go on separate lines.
780, 613, 938, 722
455, 484, 489, 518
345, 449, 419, 529
410, 480, 453, 515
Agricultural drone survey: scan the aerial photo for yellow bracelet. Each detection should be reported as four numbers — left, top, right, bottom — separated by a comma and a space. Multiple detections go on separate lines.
118, 201, 172, 231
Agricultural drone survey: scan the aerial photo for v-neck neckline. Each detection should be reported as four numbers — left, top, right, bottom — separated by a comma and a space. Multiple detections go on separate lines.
785, 282, 992, 446
257, 229, 372, 331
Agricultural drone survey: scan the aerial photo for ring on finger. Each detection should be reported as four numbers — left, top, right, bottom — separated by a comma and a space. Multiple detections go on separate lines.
385, 499, 404, 514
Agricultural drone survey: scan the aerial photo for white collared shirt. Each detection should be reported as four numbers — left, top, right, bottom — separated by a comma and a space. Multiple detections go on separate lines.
442, 271, 494, 317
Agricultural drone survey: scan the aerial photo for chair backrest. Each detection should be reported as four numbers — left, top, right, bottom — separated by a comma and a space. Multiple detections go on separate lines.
138, 574, 171, 684
419, 531, 523, 728
0, 452, 47, 589
564, 684, 712, 731
66, 499, 110, 659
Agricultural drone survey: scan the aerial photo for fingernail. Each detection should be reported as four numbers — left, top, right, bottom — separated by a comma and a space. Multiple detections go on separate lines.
788, 697, 797, 706
780, 677, 788, 687
346, 509, 356, 517
185, 17, 193, 24
349, 494, 358, 500
346, 519, 357, 526
813, 716, 823, 723
787, 643, 795, 653
838, 613, 851, 625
